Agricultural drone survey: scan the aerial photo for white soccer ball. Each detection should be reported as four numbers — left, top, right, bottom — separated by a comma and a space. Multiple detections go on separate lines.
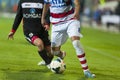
50, 58, 66, 74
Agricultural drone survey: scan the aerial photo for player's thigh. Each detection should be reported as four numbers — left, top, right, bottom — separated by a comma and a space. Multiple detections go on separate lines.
24, 32, 44, 46
67, 20, 81, 38
51, 31, 68, 47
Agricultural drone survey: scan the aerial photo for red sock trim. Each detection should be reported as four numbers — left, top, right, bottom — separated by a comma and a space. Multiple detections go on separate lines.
80, 60, 87, 64
77, 53, 85, 58
82, 66, 88, 70
11, 29, 16, 33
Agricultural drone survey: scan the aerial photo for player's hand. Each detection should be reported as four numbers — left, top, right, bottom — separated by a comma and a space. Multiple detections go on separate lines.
8, 32, 14, 40
73, 13, 80, 20
44, 24, 50, 31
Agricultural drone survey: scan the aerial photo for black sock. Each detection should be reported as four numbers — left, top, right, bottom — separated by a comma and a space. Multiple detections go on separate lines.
38, 49, 53, 65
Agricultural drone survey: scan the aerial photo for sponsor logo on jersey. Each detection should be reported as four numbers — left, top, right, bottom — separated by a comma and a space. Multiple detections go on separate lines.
23, 13, 41, 18
51, 0, 68, 7
22, 3, 42, 18
22, 3, 43, 8
23, 8, 41, 18
30, 8, 36, 14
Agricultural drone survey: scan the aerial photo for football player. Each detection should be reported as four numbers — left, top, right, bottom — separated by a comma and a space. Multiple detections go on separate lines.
8, 0, 53, 68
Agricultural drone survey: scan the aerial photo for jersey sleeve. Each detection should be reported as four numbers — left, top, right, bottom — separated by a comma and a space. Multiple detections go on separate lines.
11, 1, 23, 33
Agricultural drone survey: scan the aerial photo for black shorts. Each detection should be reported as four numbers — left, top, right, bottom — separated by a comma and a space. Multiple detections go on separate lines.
24, 31, 51, 46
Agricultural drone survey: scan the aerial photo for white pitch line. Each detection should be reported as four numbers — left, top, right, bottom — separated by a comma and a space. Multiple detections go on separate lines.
86, 46, 120, 61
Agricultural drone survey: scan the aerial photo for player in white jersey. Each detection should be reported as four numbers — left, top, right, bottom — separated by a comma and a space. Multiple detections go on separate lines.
41, 0, 95, 78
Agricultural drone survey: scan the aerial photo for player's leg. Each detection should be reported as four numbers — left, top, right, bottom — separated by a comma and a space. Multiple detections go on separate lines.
68, 20, 95, 78
33, 38, 51, 65
51, 47, 66, 59
37, 46, 53, 66
24, 32, 52, 66
51, 24, 67, 59
72, 38, 95, 78
45, 45, 53, 60
37, 31, 53, 67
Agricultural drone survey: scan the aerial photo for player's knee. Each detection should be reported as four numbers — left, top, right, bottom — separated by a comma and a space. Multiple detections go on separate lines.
35, 42, 44, 51
72, 40, 84, 54
33, 39, 44, 50
39, 45, 44, 51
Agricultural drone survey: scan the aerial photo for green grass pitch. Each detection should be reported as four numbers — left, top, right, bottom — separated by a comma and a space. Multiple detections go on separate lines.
0, 17, 120, 80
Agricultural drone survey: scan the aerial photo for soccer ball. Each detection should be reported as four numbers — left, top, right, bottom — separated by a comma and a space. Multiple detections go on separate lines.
50, 58, 66, 74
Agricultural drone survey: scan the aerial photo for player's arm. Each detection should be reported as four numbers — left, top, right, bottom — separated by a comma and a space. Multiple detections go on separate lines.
44, 9, 50, 30
41, 2, 50, 30
73, 0, 80, 20
8, 1, 23, 40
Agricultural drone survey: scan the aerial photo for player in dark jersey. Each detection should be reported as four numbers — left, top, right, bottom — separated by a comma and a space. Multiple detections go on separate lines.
8, 0, 53, 68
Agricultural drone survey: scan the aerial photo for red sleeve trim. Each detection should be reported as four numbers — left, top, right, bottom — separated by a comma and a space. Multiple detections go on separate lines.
11, 29, 16, 33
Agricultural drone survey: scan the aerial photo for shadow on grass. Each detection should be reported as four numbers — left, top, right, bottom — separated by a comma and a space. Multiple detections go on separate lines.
1, 68, 50, 80
1, 68, 87, 80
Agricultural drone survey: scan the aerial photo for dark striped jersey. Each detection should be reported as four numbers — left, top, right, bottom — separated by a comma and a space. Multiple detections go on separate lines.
12, 0, 50, 33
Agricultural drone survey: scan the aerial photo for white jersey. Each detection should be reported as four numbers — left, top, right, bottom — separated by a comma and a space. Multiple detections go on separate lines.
44, 0, 74, 24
